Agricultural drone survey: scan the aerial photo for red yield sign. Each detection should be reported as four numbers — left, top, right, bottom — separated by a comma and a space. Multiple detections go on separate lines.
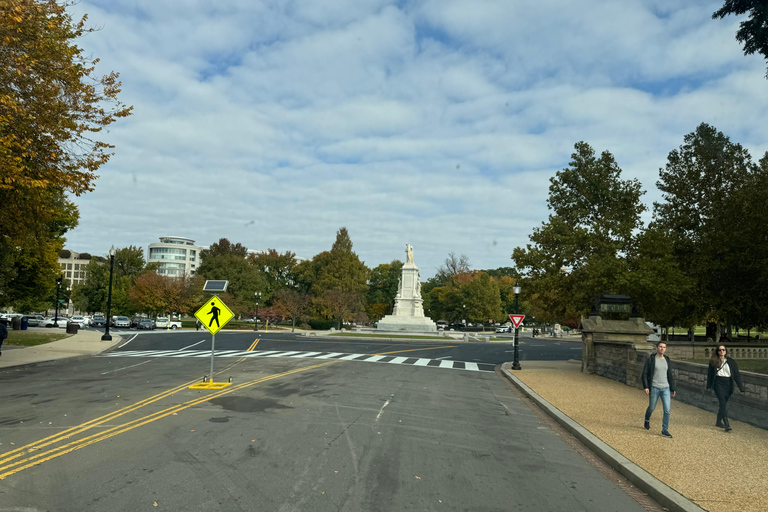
509, 314, 525, 328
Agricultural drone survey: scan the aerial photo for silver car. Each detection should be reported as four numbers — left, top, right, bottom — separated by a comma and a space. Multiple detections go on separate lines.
112, 316, 131, 328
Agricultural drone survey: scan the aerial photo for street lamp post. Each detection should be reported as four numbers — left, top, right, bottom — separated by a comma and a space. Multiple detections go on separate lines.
101, 247, 116, 341
54, 276, 63, 325
512, 283, 522, 370
253, 291, 262, 331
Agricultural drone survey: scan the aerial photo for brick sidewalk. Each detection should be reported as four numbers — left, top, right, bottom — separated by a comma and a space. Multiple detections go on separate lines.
512, 360, 767, 512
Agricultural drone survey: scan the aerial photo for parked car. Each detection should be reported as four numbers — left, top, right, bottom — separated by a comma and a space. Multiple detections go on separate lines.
69, 316, 89, 328
112, 316, 131, 328
43, 316, 69, 328
137, 318, 156, 330
22, 314, 46, 327
91, 315, 107, 327
0, 313, 23, 327
496, 325, 512, 333
131, 317, 143, 329
436, 320, 448, 330
155, 317, 182, 329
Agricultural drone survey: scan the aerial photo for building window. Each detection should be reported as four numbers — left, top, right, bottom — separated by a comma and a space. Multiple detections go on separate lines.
189, 250, 196, 259
66, 272, 71, 278
67, 263, 72, 269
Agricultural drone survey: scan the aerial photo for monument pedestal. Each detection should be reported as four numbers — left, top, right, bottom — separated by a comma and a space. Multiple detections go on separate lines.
376, 250, 437, 333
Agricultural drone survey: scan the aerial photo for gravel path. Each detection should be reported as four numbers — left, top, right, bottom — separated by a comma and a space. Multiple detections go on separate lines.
514, 361, 768, 512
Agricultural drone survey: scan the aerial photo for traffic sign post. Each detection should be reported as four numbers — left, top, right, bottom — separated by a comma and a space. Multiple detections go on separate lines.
190, 295, 235, 389
509, 314, 525, 328
511, 284, 523, 370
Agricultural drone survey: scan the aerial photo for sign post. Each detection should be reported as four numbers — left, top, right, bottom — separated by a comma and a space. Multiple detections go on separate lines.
190, 295, 235, 389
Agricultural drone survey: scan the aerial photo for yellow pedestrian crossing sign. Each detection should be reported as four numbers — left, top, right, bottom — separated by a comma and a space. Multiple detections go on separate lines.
194, 295, 234, 335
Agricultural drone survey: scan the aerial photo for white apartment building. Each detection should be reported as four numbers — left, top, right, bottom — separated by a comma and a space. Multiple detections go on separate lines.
147, 236, 203, 277
148, 236, 308, 278
58, 250, 93, 290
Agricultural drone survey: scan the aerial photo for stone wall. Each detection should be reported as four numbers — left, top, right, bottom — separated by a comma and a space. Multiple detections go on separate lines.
670, 361, 768, 430
664, 341, 768, 360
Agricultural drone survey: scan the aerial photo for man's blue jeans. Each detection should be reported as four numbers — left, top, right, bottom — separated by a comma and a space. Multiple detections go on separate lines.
646, 386, 671, 431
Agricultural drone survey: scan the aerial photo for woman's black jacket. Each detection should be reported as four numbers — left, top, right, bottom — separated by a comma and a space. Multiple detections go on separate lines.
641, 354, 676, 392
706, 358, 745, 395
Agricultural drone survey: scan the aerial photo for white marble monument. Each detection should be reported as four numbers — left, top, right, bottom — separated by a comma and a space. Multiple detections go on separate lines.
376, 244, 437, 332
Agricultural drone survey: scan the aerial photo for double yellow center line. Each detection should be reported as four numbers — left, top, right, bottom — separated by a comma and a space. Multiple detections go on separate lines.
0, 340, 454, 480
0, 360, 337, 480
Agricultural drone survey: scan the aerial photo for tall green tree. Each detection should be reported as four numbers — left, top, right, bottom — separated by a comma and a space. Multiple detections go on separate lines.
249, 249, 298, 301
296, 228, 369, 297
366, 260, 403, 321
0, 0, 132, 302
196, 238, 265, 316
512, 142, 646, 320
463, 272, 501, 329
652, 123, 759, 328
713, 0, 768, 77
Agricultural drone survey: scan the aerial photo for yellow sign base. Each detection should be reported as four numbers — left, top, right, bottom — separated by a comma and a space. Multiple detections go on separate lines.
189, 382, 232, 390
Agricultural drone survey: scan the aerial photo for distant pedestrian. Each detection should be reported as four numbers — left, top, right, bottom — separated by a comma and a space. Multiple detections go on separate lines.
0, 321, 7, 356
706, 345, 745, 432
195, 319, 202, 331
642, 341, 676, 438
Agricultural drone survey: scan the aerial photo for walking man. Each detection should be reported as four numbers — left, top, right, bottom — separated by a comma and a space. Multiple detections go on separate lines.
642, 341, 676, 438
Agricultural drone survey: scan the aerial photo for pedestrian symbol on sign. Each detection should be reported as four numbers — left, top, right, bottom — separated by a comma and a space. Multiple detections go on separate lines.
207, 302, 221, 328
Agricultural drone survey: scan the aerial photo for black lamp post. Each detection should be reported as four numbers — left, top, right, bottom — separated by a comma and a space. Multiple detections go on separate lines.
54, 276, 63, 325
512, 283, 522, 370
101, 247, 116, 341
253, 291, 262, 331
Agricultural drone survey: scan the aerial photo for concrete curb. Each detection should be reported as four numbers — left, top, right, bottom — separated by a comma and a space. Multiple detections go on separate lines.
501, 363, 705, 512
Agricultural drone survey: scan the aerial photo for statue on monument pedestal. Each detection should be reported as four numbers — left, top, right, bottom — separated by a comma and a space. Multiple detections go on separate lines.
377, 243, 437, 332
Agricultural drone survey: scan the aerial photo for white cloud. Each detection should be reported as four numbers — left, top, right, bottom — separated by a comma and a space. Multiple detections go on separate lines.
64, 0, 767, 277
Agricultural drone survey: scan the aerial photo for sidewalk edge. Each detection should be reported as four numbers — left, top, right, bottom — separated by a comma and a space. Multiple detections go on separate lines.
501, 363, 706, 512
0, 335, 123, 370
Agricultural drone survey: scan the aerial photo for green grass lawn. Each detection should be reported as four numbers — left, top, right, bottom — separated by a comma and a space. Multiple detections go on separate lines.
683, 358, 768, 375
5, 331, 70, 347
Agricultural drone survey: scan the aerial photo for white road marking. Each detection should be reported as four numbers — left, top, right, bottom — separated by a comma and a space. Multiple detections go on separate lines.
100, 360, 152, 375
375, 396, 392, 422
439, 360, 454, 368
413, 358, 431, 366
388, 357, 408, 364
119, 334, 139, 348
178, 339, 206, 350
464, 362, 479, 371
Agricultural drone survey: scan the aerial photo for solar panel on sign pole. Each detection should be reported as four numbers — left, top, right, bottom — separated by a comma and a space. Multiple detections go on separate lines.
203, 280, 229, 292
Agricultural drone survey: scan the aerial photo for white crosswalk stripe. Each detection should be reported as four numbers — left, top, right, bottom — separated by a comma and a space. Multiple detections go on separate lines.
101, 349, 494, 372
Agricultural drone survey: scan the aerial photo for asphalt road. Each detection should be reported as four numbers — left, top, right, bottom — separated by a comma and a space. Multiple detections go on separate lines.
0, 331, 655, 512
107, 329, 582, 365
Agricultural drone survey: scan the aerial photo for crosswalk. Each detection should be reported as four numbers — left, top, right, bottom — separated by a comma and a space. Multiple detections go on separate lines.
101, 349, 496, 372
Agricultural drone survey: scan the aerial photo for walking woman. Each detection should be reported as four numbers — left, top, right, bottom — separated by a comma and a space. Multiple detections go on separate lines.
706, 345, 745, 432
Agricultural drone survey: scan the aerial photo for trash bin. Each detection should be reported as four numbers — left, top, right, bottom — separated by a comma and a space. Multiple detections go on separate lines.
66, 322, 79, 334
11, 316, 21, 330
20, 317, 28, 330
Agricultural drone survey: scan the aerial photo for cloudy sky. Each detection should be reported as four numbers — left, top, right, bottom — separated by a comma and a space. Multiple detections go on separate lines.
64, 0, 767, 279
